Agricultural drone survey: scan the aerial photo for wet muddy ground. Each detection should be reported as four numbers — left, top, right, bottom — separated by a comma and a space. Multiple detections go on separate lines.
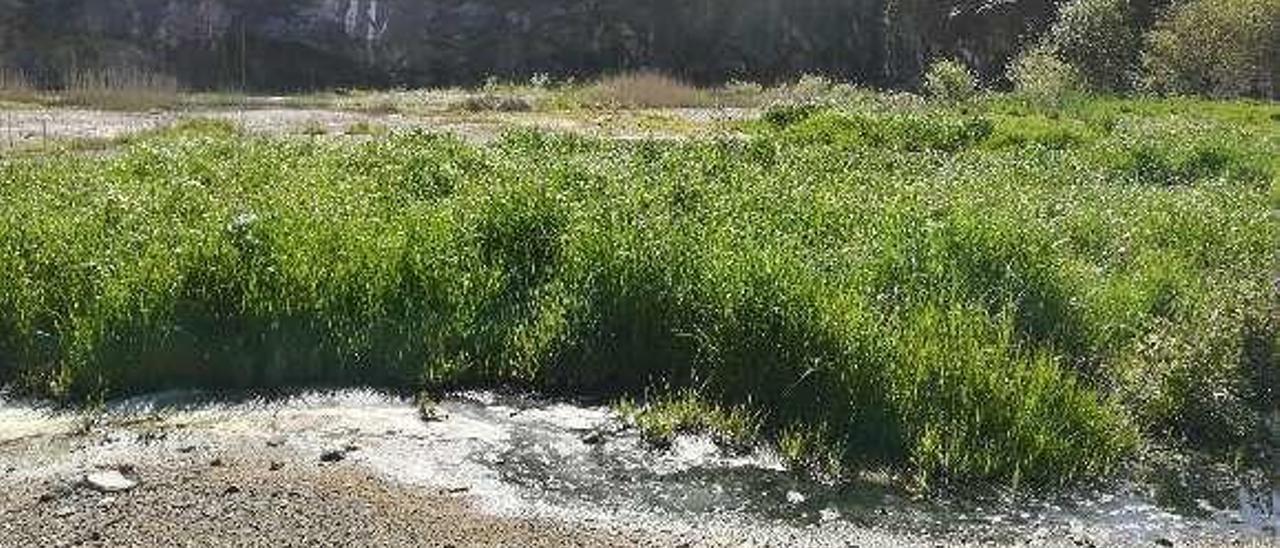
1, 390, 1275, 547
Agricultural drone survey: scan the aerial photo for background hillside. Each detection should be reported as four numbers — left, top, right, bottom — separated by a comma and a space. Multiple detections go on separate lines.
0, 0, 1106, 91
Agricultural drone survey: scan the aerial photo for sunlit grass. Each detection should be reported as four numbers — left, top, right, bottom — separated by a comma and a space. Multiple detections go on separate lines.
0, 98, 1274, 490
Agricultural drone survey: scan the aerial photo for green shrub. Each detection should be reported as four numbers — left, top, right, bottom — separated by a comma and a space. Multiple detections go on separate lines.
762, 103, 826, 128
1007, 47, 1085, 107
923, 59, 979, 103
1142, 0, 1280, 98
1050, 0, 1142, 92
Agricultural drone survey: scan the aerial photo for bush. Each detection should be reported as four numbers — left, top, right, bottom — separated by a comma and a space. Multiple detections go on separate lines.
1050, 0, 1141, 92
762, 103, 826, 128
923, 59, 979, 103
1007, 47, 1085, 107
455, 94, 533, 112
1142, 0, 1280, 98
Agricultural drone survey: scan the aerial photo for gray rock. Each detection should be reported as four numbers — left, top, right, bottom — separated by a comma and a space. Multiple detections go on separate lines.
84, 470, 137, 493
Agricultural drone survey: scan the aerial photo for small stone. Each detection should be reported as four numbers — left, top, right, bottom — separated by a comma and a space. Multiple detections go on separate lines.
223, 485, 241, 495
136, 431, 166, 444
417, 395, 448, 423
343, 443, 360, 453
786, 490, 806, 505
37, 492, 57, 503
319, 450, 346, 463
84, 470, 137, 493
269, 462, 284, 471
443, 486, 470, 494
819, 507, 841, 522
177, 445, 197, 454
97, 496, 116, 507
581, 430, 606, 445
209, 458, 224, 467
1154, 538, 1174, 547
266, 437, 285, 448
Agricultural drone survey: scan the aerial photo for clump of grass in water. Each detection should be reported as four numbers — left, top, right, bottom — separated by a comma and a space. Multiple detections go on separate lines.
616, 390, 762, 453
0, 97, 1274, 490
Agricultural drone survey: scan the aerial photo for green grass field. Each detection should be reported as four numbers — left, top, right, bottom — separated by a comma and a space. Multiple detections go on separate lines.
0, 96, 1275, 490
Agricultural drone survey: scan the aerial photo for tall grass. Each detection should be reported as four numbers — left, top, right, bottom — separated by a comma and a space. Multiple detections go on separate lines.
62, 67, 181, 110
0, 99, 1275, 489
582, 71, 708, 108
0, 67, 38, 103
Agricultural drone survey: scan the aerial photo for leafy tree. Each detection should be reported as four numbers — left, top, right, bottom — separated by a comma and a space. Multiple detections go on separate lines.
1142, 0, 1280, 98
1050, 0, 1142, 91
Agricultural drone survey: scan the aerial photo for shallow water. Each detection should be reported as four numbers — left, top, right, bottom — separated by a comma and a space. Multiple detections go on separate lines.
1, 389, 1275, 546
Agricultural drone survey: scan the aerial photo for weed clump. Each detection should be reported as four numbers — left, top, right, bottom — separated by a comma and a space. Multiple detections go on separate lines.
455, 94, 534, 113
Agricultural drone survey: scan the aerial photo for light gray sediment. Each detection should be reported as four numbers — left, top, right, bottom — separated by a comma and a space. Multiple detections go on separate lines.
1, 390, 1275, 547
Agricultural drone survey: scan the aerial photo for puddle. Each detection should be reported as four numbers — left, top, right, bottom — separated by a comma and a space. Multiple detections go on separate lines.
1, 389, 1276, 546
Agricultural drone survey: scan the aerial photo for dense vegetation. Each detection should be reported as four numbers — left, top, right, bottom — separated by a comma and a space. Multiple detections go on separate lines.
0, 0, 1275, 97
0, 97, 1276, 489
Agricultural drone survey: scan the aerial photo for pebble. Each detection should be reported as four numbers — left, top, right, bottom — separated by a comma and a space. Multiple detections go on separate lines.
84, 470, 137, 493
319, 450, 347, 463
581, 430, 606, 445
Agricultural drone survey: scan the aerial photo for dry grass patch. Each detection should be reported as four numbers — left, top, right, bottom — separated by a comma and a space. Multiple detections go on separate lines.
62, 68, 180, 111
585, 71, 708, 108
0, 67, 40, 104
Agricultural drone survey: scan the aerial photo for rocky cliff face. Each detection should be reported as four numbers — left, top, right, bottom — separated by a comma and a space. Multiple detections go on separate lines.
0, 0, 1062, 91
